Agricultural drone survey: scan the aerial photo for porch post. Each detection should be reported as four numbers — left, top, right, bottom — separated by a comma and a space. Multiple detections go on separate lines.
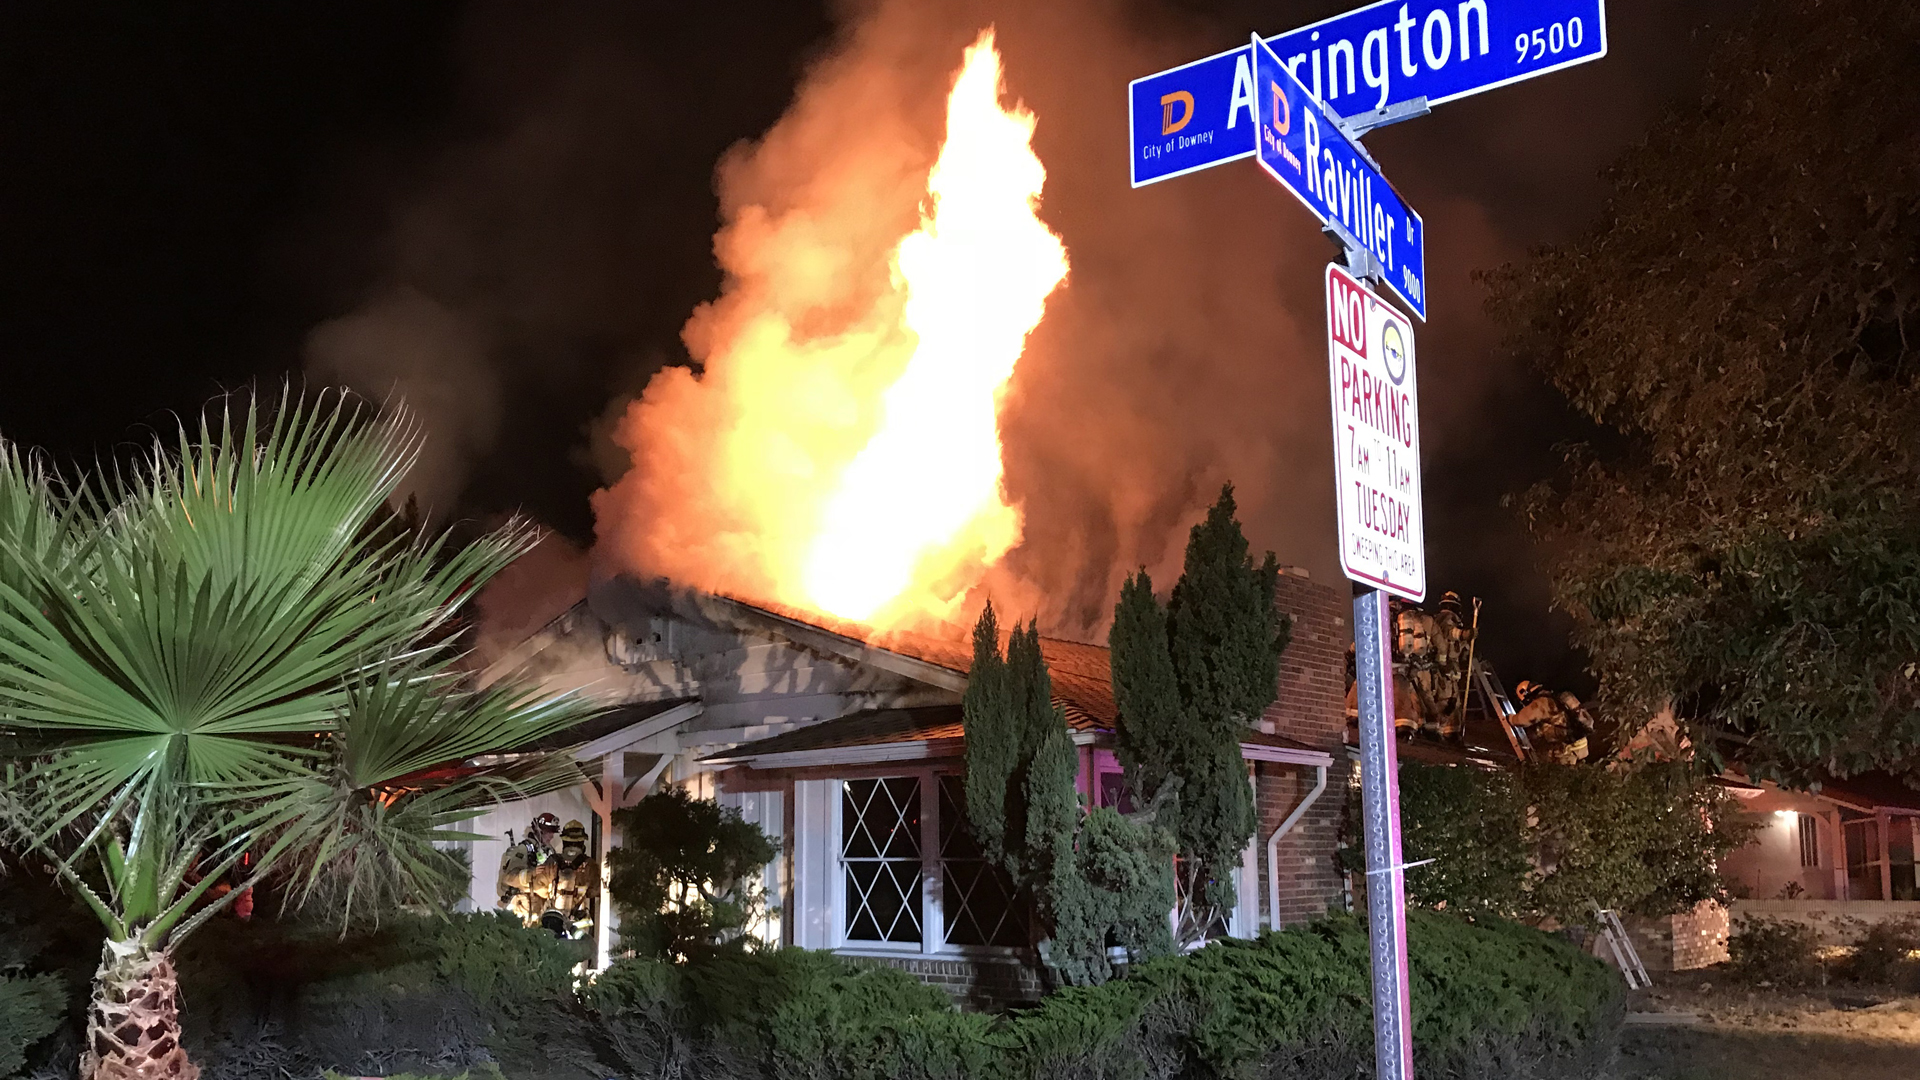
1880, 811, 1894, 903
591, 755, 618, 970
1829, 813, 1846, 900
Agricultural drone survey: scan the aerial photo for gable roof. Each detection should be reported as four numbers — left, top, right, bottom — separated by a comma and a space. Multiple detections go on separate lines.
693, 592, 1116, 727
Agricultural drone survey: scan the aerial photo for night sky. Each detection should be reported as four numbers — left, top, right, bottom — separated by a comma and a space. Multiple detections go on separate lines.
0, 1, 1758, 693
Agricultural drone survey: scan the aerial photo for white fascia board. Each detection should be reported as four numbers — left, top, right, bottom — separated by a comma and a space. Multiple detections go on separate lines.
1240, 743, 1335, 768
717, 737, 965, 770
573, 700, 703, 761
714, 728, 1095, 770
678, 720, 809, 748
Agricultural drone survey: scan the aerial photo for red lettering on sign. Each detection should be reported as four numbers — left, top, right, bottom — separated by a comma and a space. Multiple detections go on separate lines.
1328, 271, 1367, 358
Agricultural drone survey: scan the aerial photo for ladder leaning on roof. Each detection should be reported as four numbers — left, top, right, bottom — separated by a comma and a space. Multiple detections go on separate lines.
1473, 662, 1533, 762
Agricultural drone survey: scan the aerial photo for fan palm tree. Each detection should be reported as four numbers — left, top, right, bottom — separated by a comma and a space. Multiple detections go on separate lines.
0, 390, 600, 1080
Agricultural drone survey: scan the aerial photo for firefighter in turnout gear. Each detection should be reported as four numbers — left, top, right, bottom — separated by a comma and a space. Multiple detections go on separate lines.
532, 819, 599, 939
1386, 592, 1477, 740
1509, 682, 1594, 764
497, 812, 560, 926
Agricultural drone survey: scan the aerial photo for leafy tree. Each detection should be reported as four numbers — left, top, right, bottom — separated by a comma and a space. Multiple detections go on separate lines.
1110, 485, 1285, 936
1344, 760, 1754, 925
1394, 763, 1532, 919
1522, 761, 1754, 922
0, 391, 595, 1080
608, 786, 778, 961
962, 603, 1174, 984
1485, 0, 1920, 785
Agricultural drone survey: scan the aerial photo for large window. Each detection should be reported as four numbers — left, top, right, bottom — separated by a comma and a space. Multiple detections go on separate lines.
841, 777, 923, 944
938, 776, 1027, 947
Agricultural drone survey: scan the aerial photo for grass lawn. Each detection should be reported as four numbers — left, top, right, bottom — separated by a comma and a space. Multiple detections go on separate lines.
1615, 972, 1920, 1080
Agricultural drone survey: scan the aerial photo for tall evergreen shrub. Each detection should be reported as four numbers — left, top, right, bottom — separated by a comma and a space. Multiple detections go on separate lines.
963, 603, 1175, 984
1110, 486, 1286, 925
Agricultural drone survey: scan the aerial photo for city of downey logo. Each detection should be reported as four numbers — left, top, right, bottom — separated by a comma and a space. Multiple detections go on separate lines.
1160, 90, 1194, 135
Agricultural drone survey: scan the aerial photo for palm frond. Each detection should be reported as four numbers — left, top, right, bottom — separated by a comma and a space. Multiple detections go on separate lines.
0, 386, 590, 949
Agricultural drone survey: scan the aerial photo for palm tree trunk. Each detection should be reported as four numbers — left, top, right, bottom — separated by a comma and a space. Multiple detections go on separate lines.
81, 938, 198, 1080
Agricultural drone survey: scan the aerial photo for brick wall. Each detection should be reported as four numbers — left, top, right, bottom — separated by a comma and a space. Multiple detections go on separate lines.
1266, 568, 1349, 750
875, 954, 1045, 1011
1256, 568, 1354, 929
1614, 902, 1731, 972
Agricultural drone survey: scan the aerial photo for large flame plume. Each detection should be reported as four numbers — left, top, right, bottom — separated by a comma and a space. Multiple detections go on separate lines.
595, 29, 1067, 628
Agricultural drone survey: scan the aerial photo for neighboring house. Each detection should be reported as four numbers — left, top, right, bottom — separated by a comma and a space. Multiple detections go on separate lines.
1719, 772, 1920, 903
462, 567, 1352, 997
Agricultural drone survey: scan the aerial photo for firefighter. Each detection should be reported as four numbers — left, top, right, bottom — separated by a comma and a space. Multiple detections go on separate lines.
1430, 592, 1473, 740
539, 819, 599, 939
497, 812, 561, 926
1395, 601, 1445, 736
1508, 683, 1593, 764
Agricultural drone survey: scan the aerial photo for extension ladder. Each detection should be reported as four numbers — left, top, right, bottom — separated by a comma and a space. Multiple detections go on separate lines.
1594, 905, 1652, 990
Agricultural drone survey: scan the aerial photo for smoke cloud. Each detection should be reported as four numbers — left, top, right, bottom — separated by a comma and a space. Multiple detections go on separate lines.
300, 0, 1751, 681
305, 288, 498, 512
591, 0, 1360, 637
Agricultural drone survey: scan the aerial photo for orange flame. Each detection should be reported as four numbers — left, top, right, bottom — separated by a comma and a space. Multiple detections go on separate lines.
597, 29, 1067, 628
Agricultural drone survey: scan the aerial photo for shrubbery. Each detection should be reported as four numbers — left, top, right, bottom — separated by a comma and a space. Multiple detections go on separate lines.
1727, 914, 1920, 991
1727, 915, 1825, 986
0, 975, 64, 1079
1842, 915, 1920, 989
173, 912, 596, 1080
2, 890, 1619, 1080
608, 787, 778, 961
584, 910, 1621, 1080
1347, 760, 1754, 926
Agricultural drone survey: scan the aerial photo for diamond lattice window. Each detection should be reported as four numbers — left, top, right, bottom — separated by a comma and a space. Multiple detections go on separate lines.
842, 777, 923, 944
938, 776, 1028, 947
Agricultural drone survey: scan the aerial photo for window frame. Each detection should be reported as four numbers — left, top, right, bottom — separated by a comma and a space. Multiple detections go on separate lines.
829, 766, 1028, 958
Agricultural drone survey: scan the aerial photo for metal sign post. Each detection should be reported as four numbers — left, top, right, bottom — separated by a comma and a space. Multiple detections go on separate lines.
1353, 583, 1414, 1080
1328, 252, 1424, 1080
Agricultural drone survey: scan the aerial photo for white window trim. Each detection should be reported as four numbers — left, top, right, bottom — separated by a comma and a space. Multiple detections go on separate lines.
831, 768, 1027, 958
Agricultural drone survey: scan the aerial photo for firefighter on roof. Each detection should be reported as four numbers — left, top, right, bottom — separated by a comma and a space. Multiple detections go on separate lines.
1509, 682, 1594, 764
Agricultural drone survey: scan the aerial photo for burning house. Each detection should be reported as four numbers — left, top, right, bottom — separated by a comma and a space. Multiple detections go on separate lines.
463, 567, 1349, 997
443, 31, 1360, 999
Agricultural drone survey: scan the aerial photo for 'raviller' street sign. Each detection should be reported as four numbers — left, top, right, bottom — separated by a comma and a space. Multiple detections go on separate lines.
1326, 262, 1425, 600
1256, 36, 1426, 319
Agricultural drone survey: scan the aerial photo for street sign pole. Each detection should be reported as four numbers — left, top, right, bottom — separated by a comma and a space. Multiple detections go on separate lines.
1353, 582, 1413, 1080
1330, 241, 1420, 1080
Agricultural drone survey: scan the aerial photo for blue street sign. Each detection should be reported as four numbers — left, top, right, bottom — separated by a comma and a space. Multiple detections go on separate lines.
1128, 2, 1607, 187
1128, 46, 1255, 187
1268, 0, 1607, 117
1253, 36, 1427, 319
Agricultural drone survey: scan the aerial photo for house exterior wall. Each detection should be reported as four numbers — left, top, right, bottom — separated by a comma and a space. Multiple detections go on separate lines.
1256, 569, 1352, 928
1718, 788, 1845, 901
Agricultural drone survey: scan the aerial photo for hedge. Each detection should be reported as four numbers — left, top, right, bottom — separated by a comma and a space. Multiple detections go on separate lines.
585, 910, 1624, 1080
3, 905, 1618, 1079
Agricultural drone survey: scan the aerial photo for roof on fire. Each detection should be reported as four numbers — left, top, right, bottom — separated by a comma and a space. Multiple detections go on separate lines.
702, 592, 1117, 728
